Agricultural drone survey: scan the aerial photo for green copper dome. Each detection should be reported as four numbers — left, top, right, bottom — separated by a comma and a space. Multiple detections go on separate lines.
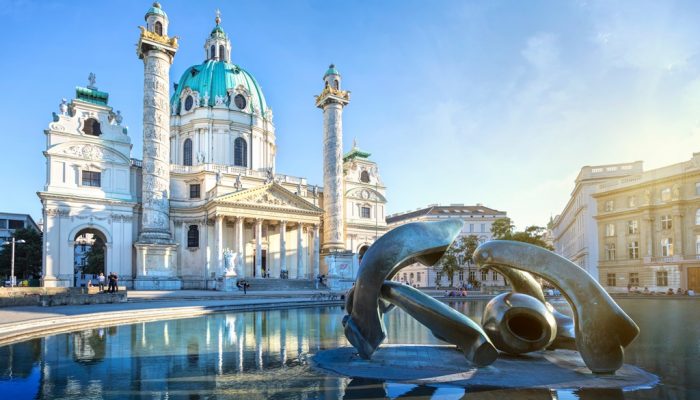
324, 64, 340, 77
171, 60, 268, 115
145, 2, 167, 21
211, 24, 226, 38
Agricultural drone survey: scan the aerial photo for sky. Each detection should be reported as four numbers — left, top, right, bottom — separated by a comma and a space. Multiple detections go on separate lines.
1, 0, 699, 229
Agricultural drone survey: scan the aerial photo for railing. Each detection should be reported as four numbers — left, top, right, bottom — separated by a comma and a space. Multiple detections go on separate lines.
169, 163, 308, 185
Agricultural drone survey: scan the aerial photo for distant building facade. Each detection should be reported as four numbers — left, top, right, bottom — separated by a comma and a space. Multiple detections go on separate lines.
594, 153, 700, 293
386, 204, 507, 288
0, 212, 41, 243
551, 162, 643, 280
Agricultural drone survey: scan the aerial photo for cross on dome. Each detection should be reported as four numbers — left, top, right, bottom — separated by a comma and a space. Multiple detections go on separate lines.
215, 9, 221, 25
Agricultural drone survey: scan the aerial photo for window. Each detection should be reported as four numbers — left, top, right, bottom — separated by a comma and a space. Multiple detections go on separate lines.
416, 272, 422, 283
605, 243, 616, 261
604, 200, 614, 212
661, 238, 673, 257
469, 224, 474, 232
234, 94, 247, 110
661, 215, 672, 230
82, 118, 101, 136
627, 196, 636, 207
696, 182, 700, 196
187, 225, 199, 248
184, 95, 194, 111
183, 138, 193, 166
361, 206, 371, 218
219, 45, 225, 60
333, 79, 339, 89
629, 272, 639, 286
210, 45, 216, 59
628, 241, 639, 259
234, 137, 247, 167
481, 270, 488, 281
627, 220, 638, 234
189, 184, 201, 199
81, 171, 101, 187
661, 188, 671, 202
696, 209, 700, 225
8, 220, 23, 229
607, 273, 616, 287
469, 270, 476, 282
458, 271, 464, 282
360, 170, 370, 183
154, 21, 163, 35
656, 270, 668, 286
481, 223, 486, 232
435, 272, 441, 282
492, 271, 498, 281
605, 223, 615, 237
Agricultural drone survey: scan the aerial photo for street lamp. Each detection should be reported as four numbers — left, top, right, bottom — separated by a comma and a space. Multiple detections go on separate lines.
2, 237, 26, 288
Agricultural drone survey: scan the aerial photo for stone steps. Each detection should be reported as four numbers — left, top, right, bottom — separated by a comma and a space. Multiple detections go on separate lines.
241, 278, 321, 291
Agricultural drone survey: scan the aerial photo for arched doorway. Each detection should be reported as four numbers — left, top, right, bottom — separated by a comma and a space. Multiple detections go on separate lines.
358, 245, 370, 265
74, 228, 107, 287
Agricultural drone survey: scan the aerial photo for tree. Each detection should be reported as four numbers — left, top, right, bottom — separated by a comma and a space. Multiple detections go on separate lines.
0, 228, 43, 279
82, 238, 105, 275
491, 217, 553, 250
461, 235, 480, 266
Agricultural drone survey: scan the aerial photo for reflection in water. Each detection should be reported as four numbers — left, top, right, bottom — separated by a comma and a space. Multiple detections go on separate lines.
0, 299, 696, 399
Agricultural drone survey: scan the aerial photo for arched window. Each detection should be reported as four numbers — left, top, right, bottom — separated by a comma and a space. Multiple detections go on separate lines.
183, 138, 193, 166
219, 45, 225, 60
82, 118, 102, 136
154, 21, 163, 35
184, 95, 194, 111
210, 45, 216, 60
234, 137, 247, 167
360, 170, 370, 183
187, 225, 199, 248
696, 209, 700, 225
333, 79, 339, 89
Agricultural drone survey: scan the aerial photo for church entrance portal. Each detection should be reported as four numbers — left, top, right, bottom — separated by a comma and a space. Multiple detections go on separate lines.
73, 228, 107, 287
253, 250, 268, 277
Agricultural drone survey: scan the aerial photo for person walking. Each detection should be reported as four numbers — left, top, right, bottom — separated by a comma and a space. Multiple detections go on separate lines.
112, 272, 119, 293
97, 273, 106, 292
107, 272, 115, 293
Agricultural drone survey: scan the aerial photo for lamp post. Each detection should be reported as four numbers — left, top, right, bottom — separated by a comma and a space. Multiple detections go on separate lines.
2, 238, 26, 287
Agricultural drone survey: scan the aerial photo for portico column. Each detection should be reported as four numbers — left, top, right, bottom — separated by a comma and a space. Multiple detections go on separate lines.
215, 215, 224, 277
280, 220, 287, 277
672, 212, 683, 256
313, 224, 320, 279
255, 218, 263, 278
235, 216, 245, 278
180, 222, 187, 275
297, 222, 304, 279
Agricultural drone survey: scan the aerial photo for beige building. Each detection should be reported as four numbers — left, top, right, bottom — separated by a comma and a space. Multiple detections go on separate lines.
550, 162, 643, 280
386, 204, 507, 288
594, 153, 700, 293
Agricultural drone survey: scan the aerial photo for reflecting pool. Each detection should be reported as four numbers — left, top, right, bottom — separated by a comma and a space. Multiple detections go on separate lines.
0, 298, 697, 399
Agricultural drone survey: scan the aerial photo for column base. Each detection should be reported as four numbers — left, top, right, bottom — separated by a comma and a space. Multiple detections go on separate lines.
216, 275, 239, 292
42, 275, 71, 288
321, 251, 356, 291
134, 242, 179, 290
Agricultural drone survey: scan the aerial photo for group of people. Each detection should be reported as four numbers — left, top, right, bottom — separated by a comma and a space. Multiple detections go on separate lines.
236, 279, 251, 294
86, 272, 119, 293
628, 284, 695, 296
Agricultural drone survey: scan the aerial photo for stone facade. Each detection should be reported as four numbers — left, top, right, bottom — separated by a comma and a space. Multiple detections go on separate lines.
593, 153, 700, 293
551, 162, 643, 280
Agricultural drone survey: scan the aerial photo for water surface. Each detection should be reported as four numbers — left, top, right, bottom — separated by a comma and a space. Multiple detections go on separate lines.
0, 298, 697, 399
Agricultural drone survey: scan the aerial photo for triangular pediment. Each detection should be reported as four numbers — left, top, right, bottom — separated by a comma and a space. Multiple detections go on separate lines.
213, 182, 323, 214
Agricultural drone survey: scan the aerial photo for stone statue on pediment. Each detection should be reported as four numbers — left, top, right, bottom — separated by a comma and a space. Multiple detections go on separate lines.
59, 98, 68, 115
234, 173, 242, 190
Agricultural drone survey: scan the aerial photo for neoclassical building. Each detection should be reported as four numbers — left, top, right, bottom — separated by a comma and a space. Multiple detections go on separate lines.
38, 4, 387, 289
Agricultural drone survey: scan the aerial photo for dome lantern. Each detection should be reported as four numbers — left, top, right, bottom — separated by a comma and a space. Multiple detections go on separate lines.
204, 9, 231, 62
144, 2, 169, 37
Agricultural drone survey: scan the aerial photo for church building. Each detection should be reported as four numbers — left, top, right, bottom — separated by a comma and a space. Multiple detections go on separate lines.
38, 3, 387, 290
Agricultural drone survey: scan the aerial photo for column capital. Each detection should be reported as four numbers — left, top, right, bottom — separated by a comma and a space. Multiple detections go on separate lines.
255, 218, 263, 225
280, 219, 288, 225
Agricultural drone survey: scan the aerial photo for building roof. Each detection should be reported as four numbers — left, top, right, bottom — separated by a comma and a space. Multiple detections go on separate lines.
386, 204, 506, 224
75, 86, 109, 105
170, 60, 267, 114
324, 64, 340, 77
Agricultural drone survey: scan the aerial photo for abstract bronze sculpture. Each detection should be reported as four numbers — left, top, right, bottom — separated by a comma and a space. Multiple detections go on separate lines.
343, 223, 639, 374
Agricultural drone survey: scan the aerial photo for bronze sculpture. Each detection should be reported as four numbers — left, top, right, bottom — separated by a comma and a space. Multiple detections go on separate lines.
342, 222, 639, 375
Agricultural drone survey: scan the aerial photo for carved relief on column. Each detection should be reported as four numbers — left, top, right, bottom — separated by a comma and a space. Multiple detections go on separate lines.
321, 101, 345, 252
255, 218, 263, 278
297, 222, 304, 279
280, 220, 288, 276
139, 50, 174, 243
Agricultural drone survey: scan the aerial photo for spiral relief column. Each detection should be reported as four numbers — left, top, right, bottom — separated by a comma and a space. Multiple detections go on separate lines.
134, 2, 180, 289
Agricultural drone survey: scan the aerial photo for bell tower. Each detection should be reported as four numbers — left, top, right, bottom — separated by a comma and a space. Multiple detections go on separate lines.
134, 2, 181, 289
